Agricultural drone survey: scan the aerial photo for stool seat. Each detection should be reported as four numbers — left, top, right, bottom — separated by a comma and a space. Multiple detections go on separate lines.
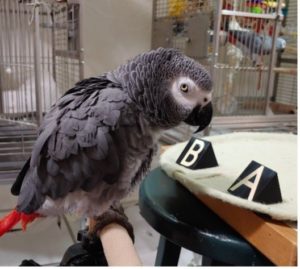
139, 168, 273, 266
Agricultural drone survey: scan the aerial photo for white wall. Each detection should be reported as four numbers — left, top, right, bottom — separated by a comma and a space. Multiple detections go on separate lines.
80, 0, 153, 77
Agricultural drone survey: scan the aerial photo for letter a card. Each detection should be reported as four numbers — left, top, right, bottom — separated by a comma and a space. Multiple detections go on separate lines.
228, 160, 282, 204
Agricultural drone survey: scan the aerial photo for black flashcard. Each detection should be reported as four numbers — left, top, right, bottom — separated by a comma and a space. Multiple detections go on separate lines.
176, 137, 218, 170
227, 160, 282, 204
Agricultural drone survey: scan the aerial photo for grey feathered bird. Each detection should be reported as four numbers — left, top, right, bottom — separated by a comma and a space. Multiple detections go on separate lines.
0, 48, 212, 235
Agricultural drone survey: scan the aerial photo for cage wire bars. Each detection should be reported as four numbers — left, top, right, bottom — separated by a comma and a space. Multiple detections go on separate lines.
152, 0, 213, 63
273, 0, 297, 110
210, 0, 297, 132
0, 0, 83, 126
212, 0, 284, 115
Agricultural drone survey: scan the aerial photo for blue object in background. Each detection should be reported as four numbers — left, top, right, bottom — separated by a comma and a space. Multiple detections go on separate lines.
229, 30, 286, 55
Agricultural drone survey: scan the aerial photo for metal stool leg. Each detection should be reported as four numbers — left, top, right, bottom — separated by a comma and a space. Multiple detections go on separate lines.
155, 236, 181, 266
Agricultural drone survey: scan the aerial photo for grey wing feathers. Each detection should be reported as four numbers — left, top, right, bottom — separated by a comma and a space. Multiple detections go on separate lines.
16, 76, 129, 213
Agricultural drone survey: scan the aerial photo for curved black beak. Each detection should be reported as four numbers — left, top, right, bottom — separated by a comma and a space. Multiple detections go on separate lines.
184, 102, 213, 133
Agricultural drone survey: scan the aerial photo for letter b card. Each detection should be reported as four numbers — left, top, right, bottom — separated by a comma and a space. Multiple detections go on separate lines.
176, 137, 218, 169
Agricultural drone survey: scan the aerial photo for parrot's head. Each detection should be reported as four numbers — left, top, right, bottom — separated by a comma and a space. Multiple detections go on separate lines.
114, 47, 213, 132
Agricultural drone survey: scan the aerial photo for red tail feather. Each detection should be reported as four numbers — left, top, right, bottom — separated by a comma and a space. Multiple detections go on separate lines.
0, 209, 40, 237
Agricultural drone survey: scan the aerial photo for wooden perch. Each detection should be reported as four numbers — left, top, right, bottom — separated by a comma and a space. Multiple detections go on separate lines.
273, 67, 297, 75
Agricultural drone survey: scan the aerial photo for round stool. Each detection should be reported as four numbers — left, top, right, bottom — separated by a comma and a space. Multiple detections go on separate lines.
139, 168, 273, 266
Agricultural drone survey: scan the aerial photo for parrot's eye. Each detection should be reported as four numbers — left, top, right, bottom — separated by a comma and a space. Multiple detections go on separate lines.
180, 83, 189, 93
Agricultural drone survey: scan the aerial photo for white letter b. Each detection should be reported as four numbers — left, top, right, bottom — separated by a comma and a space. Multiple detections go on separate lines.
180, 140, 205, 167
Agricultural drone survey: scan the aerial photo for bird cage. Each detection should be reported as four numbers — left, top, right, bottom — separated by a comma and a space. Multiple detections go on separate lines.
272, 0, 297, 114
152, 0, 214, 62
0, 0, 83, 126
157, 0, 297, 143
211, 0, 294, 117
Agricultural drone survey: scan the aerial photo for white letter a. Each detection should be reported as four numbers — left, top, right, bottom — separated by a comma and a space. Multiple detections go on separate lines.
229, 165, 264, 201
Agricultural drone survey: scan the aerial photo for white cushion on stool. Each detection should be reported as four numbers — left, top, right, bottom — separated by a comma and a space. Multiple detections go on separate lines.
160, 132, 297, 221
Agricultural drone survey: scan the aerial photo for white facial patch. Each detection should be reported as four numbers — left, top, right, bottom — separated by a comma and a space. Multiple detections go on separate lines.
170, 76, 211, 109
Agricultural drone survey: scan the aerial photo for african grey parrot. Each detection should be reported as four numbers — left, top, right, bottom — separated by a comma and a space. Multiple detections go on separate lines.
0, 48, 213, 235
